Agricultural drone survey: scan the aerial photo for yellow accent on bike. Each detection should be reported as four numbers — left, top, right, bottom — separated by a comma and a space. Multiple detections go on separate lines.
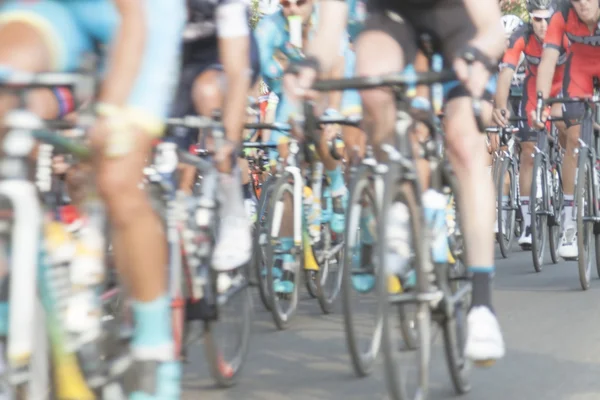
388, 275, 403, 294
53, 352, 96, 400
302, 231, 320, 271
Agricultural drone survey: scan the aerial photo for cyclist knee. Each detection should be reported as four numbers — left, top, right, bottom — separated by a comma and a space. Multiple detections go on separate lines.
0, 22, 52, 72
192, 70, 224, 116
520, 142, 535, 168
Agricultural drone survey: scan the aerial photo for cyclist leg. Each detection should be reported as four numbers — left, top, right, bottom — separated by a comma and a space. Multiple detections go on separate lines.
428, 2, 503, 362
517, 75, 538, 247
84, 1, 185, 398
558, 55, 592, 259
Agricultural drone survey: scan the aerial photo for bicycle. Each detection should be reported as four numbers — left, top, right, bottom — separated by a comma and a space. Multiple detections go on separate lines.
487, 116, 523, 259
536, 85, 600, 290
155, 115, 253, 386
0, 70, 133, 399
255, 115, 356, 329
527, 110, 565, 272
310, 67, 473, 398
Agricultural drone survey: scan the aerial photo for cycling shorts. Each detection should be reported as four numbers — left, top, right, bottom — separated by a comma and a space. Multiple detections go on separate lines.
362, 3, 495, 102
562, 53, 600, 128
514, 73, 562, 141
165, 35, 261, 151
0, 0, 185, 135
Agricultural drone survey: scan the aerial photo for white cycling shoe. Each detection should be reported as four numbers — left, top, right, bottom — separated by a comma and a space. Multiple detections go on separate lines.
212, 172, 252, 272
464, 306, 505, 364
558, 227, 578, 259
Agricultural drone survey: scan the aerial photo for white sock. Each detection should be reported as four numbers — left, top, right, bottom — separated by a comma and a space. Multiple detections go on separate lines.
520, 197, 531, 229
563, 194, 575, 230
501, 195, 509, 225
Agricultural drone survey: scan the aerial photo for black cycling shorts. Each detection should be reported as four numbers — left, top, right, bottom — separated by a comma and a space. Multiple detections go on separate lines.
166, 33, 260, 150
362, 1, 481, 101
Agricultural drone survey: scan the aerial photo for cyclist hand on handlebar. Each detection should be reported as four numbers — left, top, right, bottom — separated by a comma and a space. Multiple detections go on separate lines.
530, 106, 550, 130
492, 107, 511, 127
283, 58, 320, 103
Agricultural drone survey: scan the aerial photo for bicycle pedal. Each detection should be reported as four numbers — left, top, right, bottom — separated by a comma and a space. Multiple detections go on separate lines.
474, 359, 497, 368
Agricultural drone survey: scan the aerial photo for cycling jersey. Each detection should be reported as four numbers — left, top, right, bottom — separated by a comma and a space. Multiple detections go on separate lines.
166, 0, 260, 150
545, 3, 598, 125
0, 0, 186, 133
502, 24, 569, 136
255, 7, 358, 146
347, 0, 367, 42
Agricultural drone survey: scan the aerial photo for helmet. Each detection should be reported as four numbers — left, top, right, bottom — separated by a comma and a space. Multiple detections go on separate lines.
527, 0, 554, 13
501, 15, 523, 38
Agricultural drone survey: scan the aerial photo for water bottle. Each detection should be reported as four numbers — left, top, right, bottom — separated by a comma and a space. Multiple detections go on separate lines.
385, 202, 411, 277
423, 189, 448, 265
431, 54, 444, 114
303, 186, 320, 241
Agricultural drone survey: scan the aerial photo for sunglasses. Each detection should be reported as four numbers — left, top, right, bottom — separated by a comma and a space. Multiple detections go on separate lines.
531, 16, 551, 23
280, 0, 308, 7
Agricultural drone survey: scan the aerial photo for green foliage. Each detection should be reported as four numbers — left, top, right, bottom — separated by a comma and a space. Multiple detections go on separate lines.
501, 0, 529, 22
250, 0, 261, 29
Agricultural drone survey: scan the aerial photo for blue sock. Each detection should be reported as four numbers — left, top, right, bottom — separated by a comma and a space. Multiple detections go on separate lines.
0, 302, 7, 336
326, 167, 345, 195
132, 295, 173, 358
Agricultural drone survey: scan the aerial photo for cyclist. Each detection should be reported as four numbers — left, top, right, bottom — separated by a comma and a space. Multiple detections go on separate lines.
255, 0, 351, 294
285, 0, 506, 363
493, 0, 568, 249
534, 0, 598, 259
166, 0, 261, 267
0, 0, 246, 398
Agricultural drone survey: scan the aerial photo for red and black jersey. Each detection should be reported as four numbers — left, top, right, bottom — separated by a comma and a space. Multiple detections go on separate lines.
545, 3, 600, 58
502, 24, 568, 76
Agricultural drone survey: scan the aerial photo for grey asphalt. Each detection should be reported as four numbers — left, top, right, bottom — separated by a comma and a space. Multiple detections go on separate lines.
182, 247, 600, 400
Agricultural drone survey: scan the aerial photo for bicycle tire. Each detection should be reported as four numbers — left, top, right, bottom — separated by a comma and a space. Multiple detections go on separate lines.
496, 157, 517, 258
548, 163, 563, 264
379, 173, 431, 400
440, 165, 472, 395
530, 154, 548, 272
305, 269, 319, 299
265, 173, 302, 329
253, 176, 276, 312
203, 270, 253, 387
576, 152, 593, 290
341, 165, 381, 377
316, 217, 345, 314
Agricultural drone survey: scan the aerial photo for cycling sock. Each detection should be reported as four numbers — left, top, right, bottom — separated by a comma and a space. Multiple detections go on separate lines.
279, 237, 295, 273
359, 212, 376, 245
563, 195, 575, 230
469, 269, 493, 311
0, 301, 7, 335
243, 183, 253, 200
501, 195, 509, 223
520, 197, 531, 229
326, 166, 345, 196
131, 295, 174, 361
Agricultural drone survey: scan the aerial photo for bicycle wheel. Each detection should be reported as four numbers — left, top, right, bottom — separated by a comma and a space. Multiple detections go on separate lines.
379, 174, 431, 400
315, 195, 345, 314
576, 152, 593, 290
530, 154, 548, 272
265, 173, 302, 329
204, 266, 253, 387
549, 164, 564, 264
341, 165, 382, 377
496, 157, 517, 258
441, 165, 472, 395
253, 176, 277, 311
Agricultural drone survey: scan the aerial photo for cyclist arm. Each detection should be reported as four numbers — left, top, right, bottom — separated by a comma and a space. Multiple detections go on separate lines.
537, 11, 565, 99
255, 18, 284, 82
415, 51, 430, 100
99, 0, 146, 106
463, 0, 505, 60
217, 1, 252, 143
306, 0, 348, 74
496, 31, 526, 110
